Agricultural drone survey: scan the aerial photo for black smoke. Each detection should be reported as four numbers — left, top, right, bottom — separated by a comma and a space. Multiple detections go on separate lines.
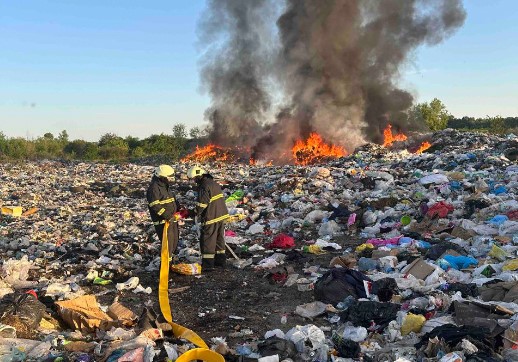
199, 0, 466, 156
198, 0, 278, 147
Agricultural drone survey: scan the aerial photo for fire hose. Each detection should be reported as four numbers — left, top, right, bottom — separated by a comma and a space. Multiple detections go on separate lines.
159, 221, 224, 362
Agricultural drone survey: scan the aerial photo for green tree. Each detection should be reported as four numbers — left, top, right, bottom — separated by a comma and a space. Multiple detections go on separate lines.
488, 115, 507, 135
34, 135, 62, 158
406, 104, 425, 125
4, 138, 35, 159
64, 140, 99, 160
0, 132, 8, 159
417, 98, 450, 131
189, 126, 201, 139
58, 130, 69, 144
98, 133, 129, 160
142, 133, 186, 160
172, 123, 187, 139
131, 146, 146, 158
125, 136, 141, 151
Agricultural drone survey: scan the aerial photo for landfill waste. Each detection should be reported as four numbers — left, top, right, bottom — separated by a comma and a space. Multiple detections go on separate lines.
0, 129, 515, 360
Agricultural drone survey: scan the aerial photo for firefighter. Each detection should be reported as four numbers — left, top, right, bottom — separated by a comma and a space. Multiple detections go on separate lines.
187, 166, 229, 270
146, 165, 180, 260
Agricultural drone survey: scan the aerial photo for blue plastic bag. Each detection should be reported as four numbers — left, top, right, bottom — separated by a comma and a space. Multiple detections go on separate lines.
489, 215, 509, 226
449, 181, 462, 190
440, 255, 478, 270
492, 185, 507, 195
416, 240, 432, 249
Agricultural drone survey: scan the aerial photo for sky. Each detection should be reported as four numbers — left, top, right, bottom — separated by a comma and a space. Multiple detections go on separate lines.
1, 0, 517, 141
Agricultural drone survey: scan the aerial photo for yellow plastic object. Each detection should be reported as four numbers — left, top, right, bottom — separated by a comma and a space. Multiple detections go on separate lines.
401, 313, 426, 335
355, 243, 374, 253
226, 214, 246, 223
1, 206, 23, 217
489, 244, 508, 262
159, 222, 224, 361
293, 188, 304, 196
176, 348, 225, 362
503, 259, 518, 271
303, 245, 326, 255
171, 263, 202, 276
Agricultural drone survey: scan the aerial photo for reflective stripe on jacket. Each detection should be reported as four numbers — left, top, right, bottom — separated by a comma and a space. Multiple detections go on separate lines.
196, 175, 229, 225
146, 176, 178, 223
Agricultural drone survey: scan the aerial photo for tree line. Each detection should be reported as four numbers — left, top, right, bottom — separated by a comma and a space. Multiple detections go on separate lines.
0, 124, 203, 162
409, 98, 516, 135
0, 101, 515, 162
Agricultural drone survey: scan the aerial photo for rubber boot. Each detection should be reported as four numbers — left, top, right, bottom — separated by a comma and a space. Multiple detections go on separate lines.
202, 258, 215, 272
215, 254, 226, 268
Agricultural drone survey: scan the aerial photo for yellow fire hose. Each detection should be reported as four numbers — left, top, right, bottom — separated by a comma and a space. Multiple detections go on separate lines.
159, 221, 224, 362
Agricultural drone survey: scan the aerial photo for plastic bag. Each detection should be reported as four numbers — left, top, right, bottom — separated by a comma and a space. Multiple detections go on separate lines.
1, 256, 32, 286
171, 263, 201, 275
355, 243, 374, 253
400, 313, 426, 335
314, 268, 371, 305
268, 234, 295, 249
116, 277, 140, 291
295, 301, 327, 319
503, 259, 518, 271
318, 220, 340, 236
340, 301, 400, 329
257, 337, 297, 361
341, 326, 368, 342
226, 189, 244, 203
489, 244, 508, 261
0, 292, 46, 339
438, 255, 478, 270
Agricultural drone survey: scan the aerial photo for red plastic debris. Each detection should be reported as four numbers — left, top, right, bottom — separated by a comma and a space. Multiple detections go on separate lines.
426, 201, 454, 219
268, 233, 295, 249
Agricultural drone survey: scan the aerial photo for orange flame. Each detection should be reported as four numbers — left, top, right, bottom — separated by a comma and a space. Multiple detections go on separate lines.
415, 141, 432, 154
181, 144, 232, 163
292, 133, 347, 166
382, 124, 407, 147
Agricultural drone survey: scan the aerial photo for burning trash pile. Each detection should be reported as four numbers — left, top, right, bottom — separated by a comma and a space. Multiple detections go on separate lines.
181, 132, 348, 166
0, 129, 516, 361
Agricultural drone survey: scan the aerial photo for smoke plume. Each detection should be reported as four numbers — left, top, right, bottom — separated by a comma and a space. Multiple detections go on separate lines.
198, 0, 277, 147
199, 0, 466, 154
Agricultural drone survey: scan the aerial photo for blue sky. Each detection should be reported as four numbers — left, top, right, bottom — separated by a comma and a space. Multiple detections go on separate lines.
1, 1, 517, 141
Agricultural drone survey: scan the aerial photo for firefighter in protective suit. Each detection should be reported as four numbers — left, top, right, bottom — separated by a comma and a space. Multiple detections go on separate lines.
187, 166, 229, 270
146, 165, 180, 259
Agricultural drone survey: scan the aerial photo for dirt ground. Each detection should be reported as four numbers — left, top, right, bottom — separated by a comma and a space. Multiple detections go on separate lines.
92, 247, 350, 350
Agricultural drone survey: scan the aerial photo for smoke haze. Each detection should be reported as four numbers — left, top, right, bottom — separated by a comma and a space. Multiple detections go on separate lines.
199, 0, 466, 155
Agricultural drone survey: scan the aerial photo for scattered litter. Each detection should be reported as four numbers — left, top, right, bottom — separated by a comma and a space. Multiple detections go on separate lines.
0, 129, 515, 360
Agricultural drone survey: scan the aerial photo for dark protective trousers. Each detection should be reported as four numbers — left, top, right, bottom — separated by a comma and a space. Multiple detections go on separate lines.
200, 221, 226, 264
154, 222, 179, 258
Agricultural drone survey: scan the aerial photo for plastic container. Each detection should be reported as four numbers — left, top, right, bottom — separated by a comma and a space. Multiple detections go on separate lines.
400, 215, 411, 226
1, 206, 22, 217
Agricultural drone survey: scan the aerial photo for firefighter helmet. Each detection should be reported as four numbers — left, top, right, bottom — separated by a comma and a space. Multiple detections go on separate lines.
154, 165, 175, 178
187, 166, 206, 179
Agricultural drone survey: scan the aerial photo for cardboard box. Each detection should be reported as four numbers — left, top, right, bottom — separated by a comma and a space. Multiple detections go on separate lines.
107, 302, 138, 327
402, 258, 435, 280
56, 295, 117, 333
371, 249, 391, 259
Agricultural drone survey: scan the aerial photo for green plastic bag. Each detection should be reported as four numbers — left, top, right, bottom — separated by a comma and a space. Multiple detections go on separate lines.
226, 190, 244, 203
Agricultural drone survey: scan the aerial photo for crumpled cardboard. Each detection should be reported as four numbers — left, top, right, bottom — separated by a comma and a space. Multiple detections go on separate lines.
56, 295, 117, 333
402, 258, 435, 280
108, 302, 138, 327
